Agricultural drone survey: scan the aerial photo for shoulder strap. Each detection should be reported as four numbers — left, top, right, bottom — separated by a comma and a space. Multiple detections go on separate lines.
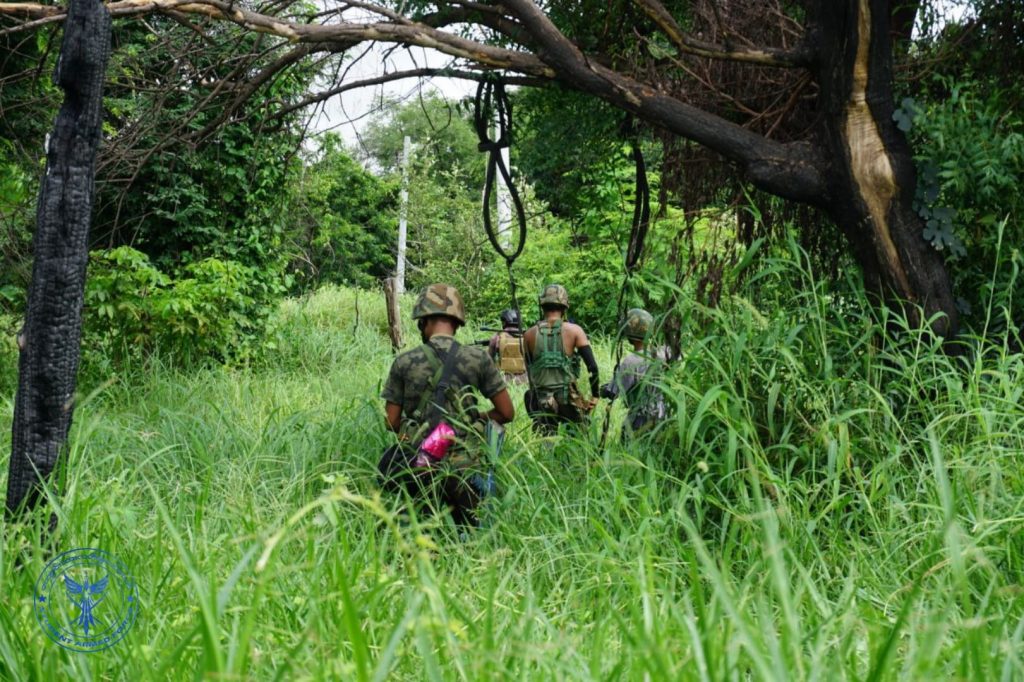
540, 320, 563, 354
412, 344, 443, 421
422, 340, 462, 428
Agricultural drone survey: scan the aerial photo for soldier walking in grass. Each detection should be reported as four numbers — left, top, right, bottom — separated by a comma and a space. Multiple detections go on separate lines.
522, 284, 600, 434
600, 308, 670, 436
488, 308, 528, 384
378, 283, 515, 527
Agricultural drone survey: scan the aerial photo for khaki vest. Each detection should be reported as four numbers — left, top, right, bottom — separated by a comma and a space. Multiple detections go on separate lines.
497, 332, 526, 374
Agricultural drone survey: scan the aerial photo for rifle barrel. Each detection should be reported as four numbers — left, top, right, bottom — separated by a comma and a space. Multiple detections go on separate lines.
479, 327, 523, 336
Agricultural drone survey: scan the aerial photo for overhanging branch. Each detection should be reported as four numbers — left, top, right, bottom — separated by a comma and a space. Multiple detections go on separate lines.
1, 0, 827, 200
502, 0, 827, 202
271, 66, 546, 122
631, 0, 812, 67
0, 0, 558, 77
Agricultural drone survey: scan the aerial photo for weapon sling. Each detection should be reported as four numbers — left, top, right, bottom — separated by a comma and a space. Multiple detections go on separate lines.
420, 340, 462, 429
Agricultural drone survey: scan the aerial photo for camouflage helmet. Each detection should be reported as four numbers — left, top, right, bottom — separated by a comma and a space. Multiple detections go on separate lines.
622, 308, 654, 341
412, 283, 466, 324
538, 284, 569, 309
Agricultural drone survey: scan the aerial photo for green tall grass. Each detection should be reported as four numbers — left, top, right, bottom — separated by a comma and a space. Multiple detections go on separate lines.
1, 257, 1022, 680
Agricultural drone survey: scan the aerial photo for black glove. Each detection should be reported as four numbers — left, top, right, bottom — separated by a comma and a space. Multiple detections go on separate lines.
599, 383, 616, 400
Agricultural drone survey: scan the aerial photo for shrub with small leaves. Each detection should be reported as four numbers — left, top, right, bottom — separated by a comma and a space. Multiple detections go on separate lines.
83, 247, 271, 371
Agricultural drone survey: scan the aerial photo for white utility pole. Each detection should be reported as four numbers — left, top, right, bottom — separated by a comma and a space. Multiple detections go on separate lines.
495, 119, 513, 249
396, 135, 410, 294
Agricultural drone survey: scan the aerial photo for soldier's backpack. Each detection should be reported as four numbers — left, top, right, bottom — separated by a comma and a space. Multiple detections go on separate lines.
528, 320, 576, 404
497, 332, 526, 374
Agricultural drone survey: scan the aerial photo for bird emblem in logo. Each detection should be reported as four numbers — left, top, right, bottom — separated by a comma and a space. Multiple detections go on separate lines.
35, 548, 139, 652
64, 572, 110, 637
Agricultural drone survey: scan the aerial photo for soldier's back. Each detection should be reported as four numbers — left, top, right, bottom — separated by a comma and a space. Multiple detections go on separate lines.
386, 336, 504, 415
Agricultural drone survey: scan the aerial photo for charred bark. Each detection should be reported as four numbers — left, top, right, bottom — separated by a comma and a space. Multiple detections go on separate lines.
811, 0, 957, 337
4, 0, 111, 520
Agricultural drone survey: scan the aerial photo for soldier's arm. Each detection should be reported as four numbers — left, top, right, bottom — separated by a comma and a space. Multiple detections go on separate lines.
385, 403, 403, 432
523, 326, 537, 360
478, 349, 515, 423
571, 324, 590, 350
487, 389, 515, 424
381, 356, 407, 433
571, 325, 600, 395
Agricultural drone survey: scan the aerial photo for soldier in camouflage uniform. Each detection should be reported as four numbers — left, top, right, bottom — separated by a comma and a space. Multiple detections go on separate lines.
523, 284, 600, 434
488, 308, 528, 384
600, 308, 670, 435
379, 283, 515, 526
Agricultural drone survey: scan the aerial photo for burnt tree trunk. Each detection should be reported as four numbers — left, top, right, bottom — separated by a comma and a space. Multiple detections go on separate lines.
5, 0, 111, 519
812, 0, 957, 336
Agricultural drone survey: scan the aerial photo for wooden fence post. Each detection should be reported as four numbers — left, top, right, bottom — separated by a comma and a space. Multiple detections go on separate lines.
384, 277, 403, 351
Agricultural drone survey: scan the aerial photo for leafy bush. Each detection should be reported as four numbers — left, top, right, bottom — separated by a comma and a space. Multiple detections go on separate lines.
905, 78, 1024, 328
285, 134, 398, 290
0, 139, 34, 313
83, 247, 271, 370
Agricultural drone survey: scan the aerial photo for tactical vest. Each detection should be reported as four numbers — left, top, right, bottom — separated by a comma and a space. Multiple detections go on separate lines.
497, 332, 526, 374
528, 320, 576, 403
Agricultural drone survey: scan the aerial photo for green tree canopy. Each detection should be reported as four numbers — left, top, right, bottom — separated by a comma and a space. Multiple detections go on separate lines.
359, 94, 484, 194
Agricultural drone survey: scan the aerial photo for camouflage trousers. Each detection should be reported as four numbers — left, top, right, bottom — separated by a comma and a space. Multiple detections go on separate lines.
377, 444, 493, 526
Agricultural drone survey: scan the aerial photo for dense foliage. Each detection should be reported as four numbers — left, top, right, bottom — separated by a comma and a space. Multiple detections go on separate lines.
902, 78, 1024, 328
285, 134, 398, 290
0, 18, 321, 363
82, 247, 265, 371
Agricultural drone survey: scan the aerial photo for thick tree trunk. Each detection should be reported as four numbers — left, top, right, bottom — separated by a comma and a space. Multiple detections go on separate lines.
812, 0, 957, 337
4, 0, 111, 519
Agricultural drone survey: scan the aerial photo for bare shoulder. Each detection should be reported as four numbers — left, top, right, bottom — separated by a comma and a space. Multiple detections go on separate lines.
564, 321, 588, 342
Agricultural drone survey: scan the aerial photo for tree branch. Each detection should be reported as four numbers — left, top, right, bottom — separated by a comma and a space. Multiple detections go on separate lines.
631, 0, 812, 67
1, 0, 826, 200
0, 0, 557, 77
186, 42, 317, 141
270, 66, 545, 122
502, 0, 827, 203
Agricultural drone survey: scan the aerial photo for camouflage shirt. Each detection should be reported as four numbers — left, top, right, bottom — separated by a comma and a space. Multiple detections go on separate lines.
382, 335, 506, 424
607, 347, 670, 429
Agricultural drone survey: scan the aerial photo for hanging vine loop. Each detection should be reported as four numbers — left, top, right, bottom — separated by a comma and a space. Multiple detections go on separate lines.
474, 77, 527, 266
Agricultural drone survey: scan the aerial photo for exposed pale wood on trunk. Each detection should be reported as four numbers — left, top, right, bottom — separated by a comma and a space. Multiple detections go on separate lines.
844, 0, 913, 299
